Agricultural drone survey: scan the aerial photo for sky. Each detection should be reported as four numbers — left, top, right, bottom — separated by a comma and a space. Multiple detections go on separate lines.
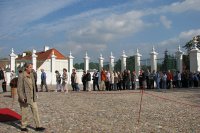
0, 0, 200, 63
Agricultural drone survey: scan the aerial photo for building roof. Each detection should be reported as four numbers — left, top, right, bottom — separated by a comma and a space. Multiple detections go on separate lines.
16, 48, 68, 61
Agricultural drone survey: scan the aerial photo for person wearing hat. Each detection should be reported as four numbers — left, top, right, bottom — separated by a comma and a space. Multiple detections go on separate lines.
40, 69, 48, 92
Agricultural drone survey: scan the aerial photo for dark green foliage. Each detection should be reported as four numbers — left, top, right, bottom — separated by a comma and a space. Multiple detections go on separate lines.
74, 63, 84, 70
114, 56, 135, 72
89, 62, 99, 70
74, 62, 99, 70
183, 54, 189, 70
126, 56, 135, 72
183, 35, 200, 51
162, 50, 176, 71
114, 59, 121, 72
18, 51, 32, 58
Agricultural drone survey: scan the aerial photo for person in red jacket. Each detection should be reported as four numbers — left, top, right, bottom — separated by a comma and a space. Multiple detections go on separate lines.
100, 68, 106, 91
167, 70, 173, 89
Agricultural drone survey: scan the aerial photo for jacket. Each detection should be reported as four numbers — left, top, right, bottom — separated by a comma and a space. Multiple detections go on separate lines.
17, 71, 37, 104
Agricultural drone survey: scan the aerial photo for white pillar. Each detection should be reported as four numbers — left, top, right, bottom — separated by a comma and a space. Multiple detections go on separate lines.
10, 48, 17, 72
99, 54, 104, 72
32, 49, 37, 71
150, 46, 158, 72
189, 37, 200, 72
175, 45, 184, 73
68, 51, 74, 74
121, 50, 127, 72
135, 49, 142, 76
84, 51, 90, 71
109, 52, 115, 72
51, 50, 56, 85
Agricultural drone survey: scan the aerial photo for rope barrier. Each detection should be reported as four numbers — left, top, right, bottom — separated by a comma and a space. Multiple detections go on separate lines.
137, 89, 144, 124
144, 91, 200, 108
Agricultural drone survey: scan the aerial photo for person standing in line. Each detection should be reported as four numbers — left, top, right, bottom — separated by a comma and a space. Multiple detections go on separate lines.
62, 68, 68, 93
126, 70, 131, 90
40, 69, 48, 92
145, 69, 151, 89
55, 70, 61, 92
17, 63, 45, 132
0, 67, 5, 92
82, 71, 87, 91
10, 70, 16, 80
167, 70, 173, 89
71, 69, 75, 91
162, 72, 167, 90
73, 69, 80, 91
177, 71, 182, 88
113, 71, 118, 91
105, 70, 110, 91
100, 68, 106, 91
117, 72, 122, 90
110, 71, 114, 91
156, 71, 161, 90
92, 70, 100, 91
32, 69, 38, 92
131, 71, 136, 90
86, 70, 91, 91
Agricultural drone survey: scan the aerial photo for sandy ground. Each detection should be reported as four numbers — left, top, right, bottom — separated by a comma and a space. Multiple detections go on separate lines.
0, 86, 200, 133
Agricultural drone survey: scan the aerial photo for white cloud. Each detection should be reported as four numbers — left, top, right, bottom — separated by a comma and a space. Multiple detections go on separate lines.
156, 28, 200, 54
143, 0, 200, 15
55, 41, 107, 56
160, 15, 172, 29
0, 0, 78, 38
154, 0, 200, 14
179, 29, 200, 40
165, 0, 200, 13
69, 11, 146, 44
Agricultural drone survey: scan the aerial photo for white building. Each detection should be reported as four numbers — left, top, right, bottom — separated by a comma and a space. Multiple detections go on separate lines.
15, 46, 68, 85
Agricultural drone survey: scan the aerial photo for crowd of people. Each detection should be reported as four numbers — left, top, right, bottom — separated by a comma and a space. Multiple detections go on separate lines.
1, 67, 200, 94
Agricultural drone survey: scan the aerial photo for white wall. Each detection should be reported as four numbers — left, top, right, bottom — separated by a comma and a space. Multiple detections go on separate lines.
38, 60, 51, 72
55, 59, 68, 72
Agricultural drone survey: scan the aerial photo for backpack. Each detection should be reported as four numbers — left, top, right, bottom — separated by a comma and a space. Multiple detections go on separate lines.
87, 73, 91, 81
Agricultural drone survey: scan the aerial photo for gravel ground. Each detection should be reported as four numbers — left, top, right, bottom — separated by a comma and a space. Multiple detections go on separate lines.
0, 87, 200, 133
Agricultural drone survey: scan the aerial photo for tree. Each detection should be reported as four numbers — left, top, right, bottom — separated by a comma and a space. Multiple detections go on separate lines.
114, 56, 135, 72
89, 62, 99, 70
182, 55, 189, 71
162, 50, 176, 71
74, 62, 98, 70
18, 51, 32, 58
183, 35, 200, 51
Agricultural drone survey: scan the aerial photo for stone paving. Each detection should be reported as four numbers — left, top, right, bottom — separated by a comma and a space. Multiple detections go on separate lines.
0, 86, 200, 133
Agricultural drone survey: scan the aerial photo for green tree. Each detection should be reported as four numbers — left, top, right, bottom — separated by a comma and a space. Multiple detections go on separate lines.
183, 35, 200, 51
74, 62, 98, 70
114, 59, 121, 72
162, 50, 176, 71
18, 50, 32, 58
182, 54, 189, 71
114, 56, 135, 72
74, 63, 80, 69
89, 62, 99, 70
126, 56, 135, 72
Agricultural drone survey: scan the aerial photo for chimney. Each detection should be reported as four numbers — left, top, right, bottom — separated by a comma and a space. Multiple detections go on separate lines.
22, 52, 26, 57
44, 46, 49, 52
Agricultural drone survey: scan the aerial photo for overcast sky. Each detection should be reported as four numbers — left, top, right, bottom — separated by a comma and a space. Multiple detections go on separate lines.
0, 0, 200, 62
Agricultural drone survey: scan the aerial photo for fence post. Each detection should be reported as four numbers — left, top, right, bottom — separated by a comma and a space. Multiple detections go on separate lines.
175, 45, 184, 73
10, 48, 17, 72
150, 46, 158, 72
109, 52, 115, 72
84, 51, 90, 72
121, 50, 127, 72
